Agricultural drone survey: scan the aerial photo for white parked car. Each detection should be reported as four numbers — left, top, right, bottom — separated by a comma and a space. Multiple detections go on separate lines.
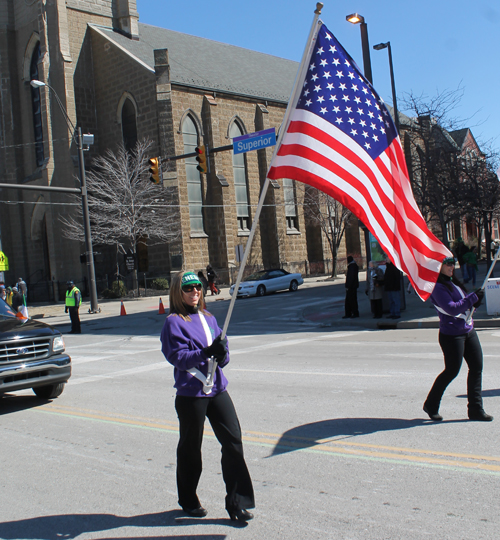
229, 269, 304, 297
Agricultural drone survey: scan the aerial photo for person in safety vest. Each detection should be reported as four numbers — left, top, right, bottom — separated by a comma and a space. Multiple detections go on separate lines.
65, 281, 82, 334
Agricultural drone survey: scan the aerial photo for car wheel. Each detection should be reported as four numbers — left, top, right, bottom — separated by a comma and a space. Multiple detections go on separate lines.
289, 279, 299, 292
33, 383, 65, 400
256, 285, 266, 297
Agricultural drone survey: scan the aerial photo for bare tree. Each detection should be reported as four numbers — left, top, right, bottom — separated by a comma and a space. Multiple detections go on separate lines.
399, 88, 468, 246
61, 139, 180, 290
458, 146, 500, 267
301, 185, 352, 277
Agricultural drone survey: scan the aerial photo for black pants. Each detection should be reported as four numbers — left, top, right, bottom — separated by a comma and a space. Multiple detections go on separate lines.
344, 288, 359, 317
175, 391, 254, 512
69, 307, 81, 333
370, 298, 383, 318
425, 330, 483, 413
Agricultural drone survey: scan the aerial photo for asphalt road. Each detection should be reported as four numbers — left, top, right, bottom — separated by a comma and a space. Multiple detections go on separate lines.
1, 284, 500, 540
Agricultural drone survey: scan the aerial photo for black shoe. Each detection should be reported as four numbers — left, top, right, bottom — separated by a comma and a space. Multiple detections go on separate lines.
342, 315, 350, 319
350, 314, 359, 318
227, 508, 254, 522
468, 410, 494, 422
182, 506, 208, 517
423, 404, 443, 421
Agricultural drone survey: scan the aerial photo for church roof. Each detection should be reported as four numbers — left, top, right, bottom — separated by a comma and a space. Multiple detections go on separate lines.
90, 23, 298, 103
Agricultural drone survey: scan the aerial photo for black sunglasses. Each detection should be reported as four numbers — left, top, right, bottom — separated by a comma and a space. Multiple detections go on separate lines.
182, 284, 202, 293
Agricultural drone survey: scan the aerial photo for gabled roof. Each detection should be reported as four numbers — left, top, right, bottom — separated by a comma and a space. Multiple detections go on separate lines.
90, 23, 298, 103
448, 128, 469, 148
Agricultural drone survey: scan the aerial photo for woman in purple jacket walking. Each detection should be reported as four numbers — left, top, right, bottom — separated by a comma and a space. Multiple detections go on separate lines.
423, 257, 492, 422
161, 271, 255, 521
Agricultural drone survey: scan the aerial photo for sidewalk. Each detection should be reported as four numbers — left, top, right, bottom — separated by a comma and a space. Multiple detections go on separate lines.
24, 262, 500, 331
302, 261, 500, 329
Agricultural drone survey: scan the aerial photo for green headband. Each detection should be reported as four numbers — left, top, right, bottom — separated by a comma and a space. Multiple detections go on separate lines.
181, 272, 201, 286
442, 257, 456, 265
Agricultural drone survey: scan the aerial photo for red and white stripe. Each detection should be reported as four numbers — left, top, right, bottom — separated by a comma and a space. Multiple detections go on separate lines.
268, 109, 452, 300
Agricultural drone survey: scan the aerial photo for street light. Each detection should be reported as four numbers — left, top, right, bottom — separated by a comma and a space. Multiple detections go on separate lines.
30, 79, 99, 313
346, 13, 373, 84
373, 41, 400, 135
346, 13, 374, 263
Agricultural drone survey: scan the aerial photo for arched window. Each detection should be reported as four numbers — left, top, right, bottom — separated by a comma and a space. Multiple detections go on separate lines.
229, 122, 250, 232
283, 178, 299, 231
182, 115, 204, 233
30, 42, 44, 167
121, 98, 137, 152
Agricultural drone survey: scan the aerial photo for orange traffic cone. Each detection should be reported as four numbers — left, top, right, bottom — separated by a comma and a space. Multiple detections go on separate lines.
120, 300, 127, 316
158, 297, 165, 315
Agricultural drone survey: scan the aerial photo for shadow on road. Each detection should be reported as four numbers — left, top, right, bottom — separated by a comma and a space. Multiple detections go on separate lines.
269, 417, 441, 456
0, 394, 52, 415
456, 388, 500, 399
0, 510, 232, 540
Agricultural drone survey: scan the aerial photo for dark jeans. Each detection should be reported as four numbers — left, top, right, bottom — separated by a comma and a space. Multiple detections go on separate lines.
344, 288, 359, 317
175, 391, 254, 512
425, 330, 483, 413
68, 307, 81, 333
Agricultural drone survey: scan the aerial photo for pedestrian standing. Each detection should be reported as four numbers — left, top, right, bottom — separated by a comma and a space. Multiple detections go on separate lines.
366, 262, 384, 319
65, 281, 82, 334
462, 246, 478, 287
17, 277, 27, 305
384, 258, 402, 319
206, 264, 220, 295
0, 285, 6, 302
160, 271, 255, 521
453, 238, 469, 282
197, 270, 209, 296
423, 256, 493, 422
11, 286, 23, 312
342, 256, 359, 319
5, 286, 13, 306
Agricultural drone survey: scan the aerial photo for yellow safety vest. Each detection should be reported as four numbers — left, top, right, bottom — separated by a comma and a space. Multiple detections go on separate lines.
65, 287, 82, 307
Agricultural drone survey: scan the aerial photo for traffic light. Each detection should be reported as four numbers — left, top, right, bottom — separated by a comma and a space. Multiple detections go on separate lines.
148, 157, 161, 184
195, 145, 208, 173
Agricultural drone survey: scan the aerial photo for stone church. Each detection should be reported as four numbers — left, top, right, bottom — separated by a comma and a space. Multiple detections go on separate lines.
0, 0, 362, 301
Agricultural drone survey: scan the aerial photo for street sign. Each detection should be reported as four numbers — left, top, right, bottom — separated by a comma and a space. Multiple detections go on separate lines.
233, 128, 276, 155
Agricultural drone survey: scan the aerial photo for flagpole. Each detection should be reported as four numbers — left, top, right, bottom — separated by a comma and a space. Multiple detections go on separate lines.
218, 3, 323, 339
204, 3, 324, 390
466, 246, 500, 323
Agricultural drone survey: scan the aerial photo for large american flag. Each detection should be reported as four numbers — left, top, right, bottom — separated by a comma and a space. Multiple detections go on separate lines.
268, 23, 451, 300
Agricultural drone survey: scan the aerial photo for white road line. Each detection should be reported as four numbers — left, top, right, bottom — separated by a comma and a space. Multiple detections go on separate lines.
230, 332, 358, 355
70, 362, 169, 385
70, 347, 161, 364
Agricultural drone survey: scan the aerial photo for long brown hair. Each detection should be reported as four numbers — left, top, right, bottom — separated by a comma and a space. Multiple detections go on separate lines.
168, 271, 208, 321
437, 268, 468, 293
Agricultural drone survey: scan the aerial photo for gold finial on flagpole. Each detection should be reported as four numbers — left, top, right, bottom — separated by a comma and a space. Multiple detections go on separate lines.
315, 2, 324, 14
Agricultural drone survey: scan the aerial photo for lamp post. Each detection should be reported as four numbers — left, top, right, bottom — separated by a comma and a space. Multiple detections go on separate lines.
346, 13, 373, 84
30, 79, 99, 313
373, 41, 400, 135
346, 13, 374, 263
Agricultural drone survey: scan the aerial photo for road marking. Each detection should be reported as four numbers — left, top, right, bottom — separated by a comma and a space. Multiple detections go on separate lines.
230, 332, 359, 355
37, 404, 500, 476
69, 362, 168, 385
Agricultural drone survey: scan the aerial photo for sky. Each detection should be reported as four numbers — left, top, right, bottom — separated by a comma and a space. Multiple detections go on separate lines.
136, 0, 500, 151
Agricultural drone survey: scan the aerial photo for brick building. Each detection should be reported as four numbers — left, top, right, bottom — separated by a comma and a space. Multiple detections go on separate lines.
0, 0, 362, 300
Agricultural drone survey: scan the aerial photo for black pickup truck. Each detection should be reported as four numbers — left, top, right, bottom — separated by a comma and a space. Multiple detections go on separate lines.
0, 298, 71, 399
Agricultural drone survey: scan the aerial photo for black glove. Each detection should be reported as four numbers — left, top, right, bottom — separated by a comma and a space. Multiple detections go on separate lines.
473, 289, 485, 309
203, 335, 228, 361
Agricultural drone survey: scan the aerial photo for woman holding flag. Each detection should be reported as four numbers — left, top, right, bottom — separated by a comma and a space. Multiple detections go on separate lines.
423, 257, 492, 422
160, 271, 255, 521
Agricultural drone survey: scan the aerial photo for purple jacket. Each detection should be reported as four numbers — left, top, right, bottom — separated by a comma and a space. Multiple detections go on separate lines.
160, 311, 229, 397
430, 281, 478, 335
